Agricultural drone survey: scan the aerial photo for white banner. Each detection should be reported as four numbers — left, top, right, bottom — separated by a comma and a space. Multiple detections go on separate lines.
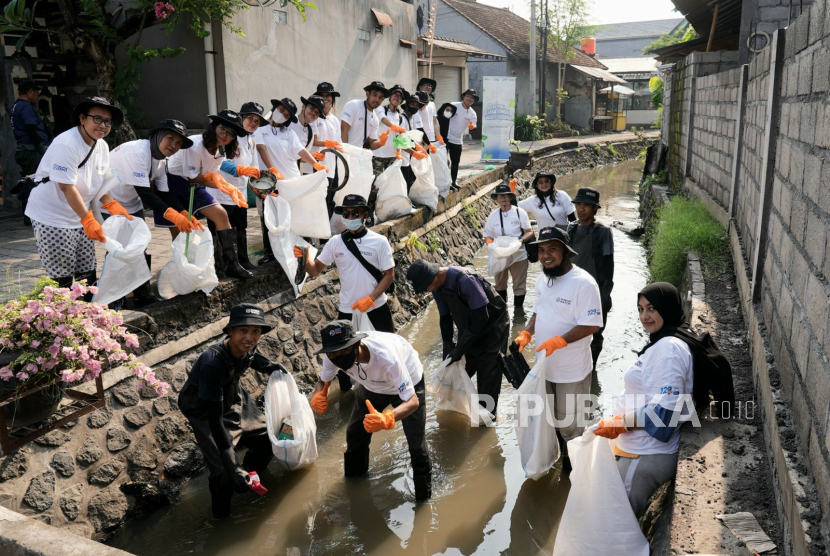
480, 76, 517, 162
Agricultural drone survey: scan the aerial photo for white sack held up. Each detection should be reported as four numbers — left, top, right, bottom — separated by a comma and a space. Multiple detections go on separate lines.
375, 160, 413, 223
409, 153, 439, 210
264, 194, 318, 297
352, 310, 375, 332
514, 354, 560, 480
427, 356, 489, 425
156, 228, 219, 299
488, 236, 524, 277
276, 170, 331, 239
92, 217, 153, 306
336, 143, 375, 205
552, 431, 649, 555
432, 144, 452, 198
264, 371, 318, 470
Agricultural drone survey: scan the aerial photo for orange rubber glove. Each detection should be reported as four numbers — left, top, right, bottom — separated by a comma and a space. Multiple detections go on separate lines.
468, 122, 476, 130
414, 144, 427, 154
293, 245, 307, 259
80, 210, 105, 242
204, 172, 248, 208
236, 165, 260, 178
390, 124, 406, 134
513, 330, 532, 353
485, 237, 494, 244
181, 210, 205, 231
594, 416, 627, 439
164, 208, 193, 233
429, 144, 437, 154
351, 296, 374, 313
436, 135, 445, 145
310, 382, 330, 414
101, 200, 133, 220
324, 139, 344, 152
378, 129, 390, 147
267, 168, 285, 180
363, 400, 395, 433
509, 178, 518, 193
311, 151, 325, 161
412, 151, 427, 161
395, 150, 403, 160
536, 336, 568, 356
313, 162, 329, 173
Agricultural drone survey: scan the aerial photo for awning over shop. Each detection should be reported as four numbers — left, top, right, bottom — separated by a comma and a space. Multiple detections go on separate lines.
399, 39, 416, 48
417, 58, 444, 66
599, 85, 636, 96
371, 9, 393, 27
571, 64, 628, 84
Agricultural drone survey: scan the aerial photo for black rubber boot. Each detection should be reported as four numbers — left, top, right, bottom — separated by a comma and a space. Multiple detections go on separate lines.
212, 232, 226, 279
514, 294, 525, 309
218, 229, 253, 280
55, 276, 73, 288
258, 217, 276, 266
208, 475, 234, 519
132, 254, 162, 308
236, 230, 256, 271
344, 449, 370, 477
414, 473, 432, 502
73, 270, 97, 302
496, 289, 508, 302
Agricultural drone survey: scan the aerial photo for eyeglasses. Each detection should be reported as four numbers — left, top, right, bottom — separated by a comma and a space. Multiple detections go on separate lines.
84, 114, 113, 127
340, 209, 364, 218
216, 125, 236, 139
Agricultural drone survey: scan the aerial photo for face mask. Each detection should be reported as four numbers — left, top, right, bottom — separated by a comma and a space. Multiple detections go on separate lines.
406, 105, 419, 114
444, 110, 453, 118
341, 215, 364, 231
271, 112, 287, 125
329, 347, 358, 370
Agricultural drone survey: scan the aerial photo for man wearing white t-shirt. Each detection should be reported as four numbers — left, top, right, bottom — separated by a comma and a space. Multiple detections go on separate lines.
512, 226, 603, 465
416, 77, 441, 144
340, 81, 387, 149
310, 321, 432, 501
447, 89, 478, 188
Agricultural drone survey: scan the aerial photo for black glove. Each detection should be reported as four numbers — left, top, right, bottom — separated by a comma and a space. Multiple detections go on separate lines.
442, 341, 455, 360
448, 347, 463, 363
219, 447, 251, 494
252, 353, 287, 376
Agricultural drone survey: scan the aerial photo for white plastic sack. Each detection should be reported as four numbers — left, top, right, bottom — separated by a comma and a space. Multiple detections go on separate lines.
92, 217, 152, 306
276, 171, 331, 239
405, 129, 424, 145
352, 310, 375, 332
156, 228, 219, 299
264, 194, 318, 297
552, 431, 649, 555
427, 357, 489, 425
375, 160, 413, 222
335, 143, 375, 205
488, 236, 524, 276
91, 167, 127, 223
264, 371, 318, 470
409, 154, 439, 211
514, 355, 560, 480
432, 144, 452, 198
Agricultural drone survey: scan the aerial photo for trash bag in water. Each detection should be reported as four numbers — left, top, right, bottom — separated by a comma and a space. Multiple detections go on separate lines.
263, 194, 317, 297
93, 217, 152, 306
432, 144, 452, 198
427, 356, 490, 425
488, 236, 523, 276
156, 228, 219, 299
276, 171, 331, 239
264, 370, 318, 470
514, 355, 560, 480
375, 160, 413, 222
552, 431, 649, 555
409, 154, 439, 210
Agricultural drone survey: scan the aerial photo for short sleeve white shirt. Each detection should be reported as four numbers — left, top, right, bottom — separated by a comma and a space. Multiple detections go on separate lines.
399, 112, 422, 167
484, 207, 531, 239
448, 102, 477, 145
104, 139, 168, 214
418, 101, 437, 141
320, 332, 423, 399
518, 190, 575, 228
614, 337, 694, 455
340, 99, 379, 147
255, 125, 304, 180
373, 106, 403, 159
25, 128, 110, 228
532, 266, 604, 382
312, 112, 341, 169
166, 135, 222, 180
317, 230, 394, 313
214, 134, 256, 204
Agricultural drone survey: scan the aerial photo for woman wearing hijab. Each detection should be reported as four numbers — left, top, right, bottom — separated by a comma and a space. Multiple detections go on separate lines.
373, 84, 408, 175
593, 282, 734, 518
517, 172, 575, 230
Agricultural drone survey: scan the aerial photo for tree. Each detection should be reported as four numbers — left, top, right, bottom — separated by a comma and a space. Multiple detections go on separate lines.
0, 0, 316, 142
643, 24, 699, 55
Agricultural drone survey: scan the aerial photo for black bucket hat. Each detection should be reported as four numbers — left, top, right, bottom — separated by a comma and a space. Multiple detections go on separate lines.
223, 303, 273, 334
269, 98, 299, 124
17, 80, 37, 95
530, 226, 578, 255
148, 119, 193, 149
417, 77, 437, 91
573, 187, 601, 207
532, 171, 557, 188
314, 320, 368, 355
490, 183, 517, 200
461, 88, 480, 103
208, 109, 248, 137
406, 259, 440, 293
72, 96, 124, 128
334, 194, 370, 214
410, 91, 429, 106
364, 81, 389, 97
239, 102, 268, 127
300, 95, 327, 119
388, 84, 409, 100
316, 82, 341, 98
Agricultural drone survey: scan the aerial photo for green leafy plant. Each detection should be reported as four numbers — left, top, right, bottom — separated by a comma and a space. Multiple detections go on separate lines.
463, 200, 480, 229
428, 230, 441, 253
404, 232, 427, 257
607, 144, 619, 158
513, 114, 545, 141
643, 23, 699, 55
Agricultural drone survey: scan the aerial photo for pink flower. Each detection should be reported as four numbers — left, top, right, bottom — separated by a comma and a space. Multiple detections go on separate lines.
125, 335, 139, 348
24, 363, 38, 373
0, 366, 12, 381
154, 1, 174, 20
15, 371, 28, 380
30, 340, 40, 348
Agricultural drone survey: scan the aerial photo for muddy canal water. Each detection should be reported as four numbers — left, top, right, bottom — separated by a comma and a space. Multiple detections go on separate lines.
106, 160, 649, 556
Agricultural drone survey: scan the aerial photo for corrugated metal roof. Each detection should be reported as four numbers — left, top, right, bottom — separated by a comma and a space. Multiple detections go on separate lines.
669, 0, 743, 39
571, 65, 628, 84
424, 37, 506, 58
599, 57, 659, 74
594, 18, 687, 41
599, 85, 637, 96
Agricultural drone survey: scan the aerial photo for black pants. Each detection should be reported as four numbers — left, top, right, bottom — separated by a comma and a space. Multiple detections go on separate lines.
447, 142, 463, 185
402, 165, 416, 192
205, 432, 274, 518
590, 306, 610, 369
464, 349, 507, 415
335, 304, 395, 391
345, 378, 431, 478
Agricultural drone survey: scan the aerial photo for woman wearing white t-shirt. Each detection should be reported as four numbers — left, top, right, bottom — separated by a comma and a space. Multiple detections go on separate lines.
256, 98, 326, 181
310, 82, 344, 216
372, 84, 408, 175
484, 183, 534, 310
25, 97, 128, 292
593, 282, 733, 518
517, 172, 576, 230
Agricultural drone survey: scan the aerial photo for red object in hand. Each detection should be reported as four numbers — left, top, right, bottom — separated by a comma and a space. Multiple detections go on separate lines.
249, 471, 268, 495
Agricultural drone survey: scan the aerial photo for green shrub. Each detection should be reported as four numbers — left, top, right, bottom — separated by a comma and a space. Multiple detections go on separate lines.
514, 114, 544, 141
647, 196, 728, 285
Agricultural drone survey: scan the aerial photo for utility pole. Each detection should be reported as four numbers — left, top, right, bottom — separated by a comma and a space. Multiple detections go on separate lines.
530, 0, 537, 114
540, 0, 549, 116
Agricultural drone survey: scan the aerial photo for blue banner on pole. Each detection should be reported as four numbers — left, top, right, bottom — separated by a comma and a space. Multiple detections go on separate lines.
480, 76, 516, 162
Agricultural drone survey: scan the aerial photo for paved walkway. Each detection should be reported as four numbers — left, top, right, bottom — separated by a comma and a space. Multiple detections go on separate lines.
0, 130, 657, 302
